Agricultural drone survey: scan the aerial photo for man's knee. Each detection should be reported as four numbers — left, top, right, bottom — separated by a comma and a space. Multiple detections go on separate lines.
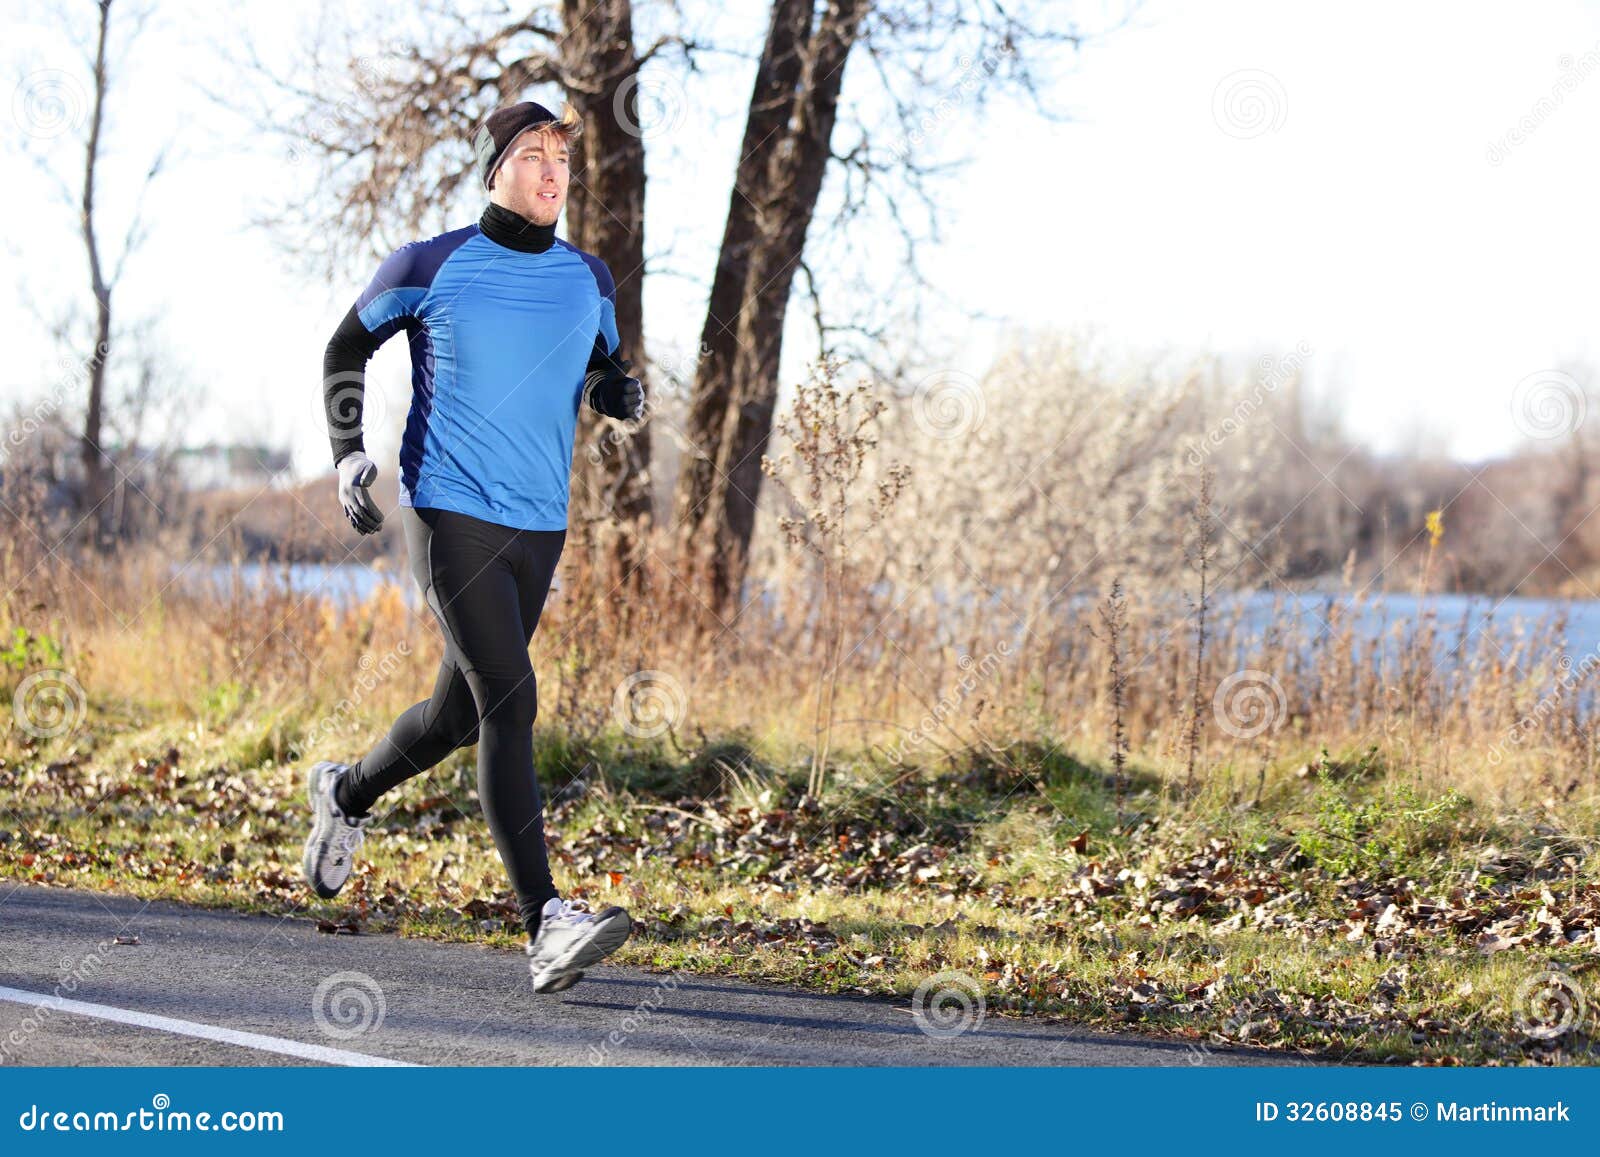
437, 693, 481, 749
482, 676, 537, 729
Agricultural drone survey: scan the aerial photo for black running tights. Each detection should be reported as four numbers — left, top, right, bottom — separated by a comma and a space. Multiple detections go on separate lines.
339, 505, 565, 937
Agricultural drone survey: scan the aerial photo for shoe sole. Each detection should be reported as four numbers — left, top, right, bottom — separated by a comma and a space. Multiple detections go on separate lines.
529, 908, 632, 993
531, 968, 585, 994
301, 761, 346, 900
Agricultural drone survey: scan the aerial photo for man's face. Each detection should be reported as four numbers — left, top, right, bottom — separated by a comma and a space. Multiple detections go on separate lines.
490, 127, 570, 224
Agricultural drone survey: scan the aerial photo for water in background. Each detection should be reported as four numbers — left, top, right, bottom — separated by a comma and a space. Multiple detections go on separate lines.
176, 561, 421, 611
1226, 591, 1590, 668
172, 563, 1600, 682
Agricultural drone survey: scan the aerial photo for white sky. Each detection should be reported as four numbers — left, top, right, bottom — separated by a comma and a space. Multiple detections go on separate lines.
5, 0, 1600, 478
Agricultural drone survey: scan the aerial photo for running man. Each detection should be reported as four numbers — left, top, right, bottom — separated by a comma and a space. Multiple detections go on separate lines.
302, 100, 645, 994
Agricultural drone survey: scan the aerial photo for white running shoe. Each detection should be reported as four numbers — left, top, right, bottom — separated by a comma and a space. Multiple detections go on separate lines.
301, 761, 372, 899
526, 896, 632, 993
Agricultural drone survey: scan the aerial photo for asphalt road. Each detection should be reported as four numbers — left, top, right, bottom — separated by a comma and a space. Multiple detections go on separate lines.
0, 881, 1315, 1067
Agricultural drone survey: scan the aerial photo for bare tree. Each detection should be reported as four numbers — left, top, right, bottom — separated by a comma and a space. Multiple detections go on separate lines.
78, 0, 118, 542
14, 0, 168, 548
240, 0, 1106, 611
670, 0, 1098, 616
233, 0, 686, 585
556, 0, 653, 583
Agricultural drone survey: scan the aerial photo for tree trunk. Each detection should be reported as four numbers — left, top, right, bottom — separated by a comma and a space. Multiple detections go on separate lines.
79, 0, 114, 549
559, 0, 654, 589
671, 0, 869, 615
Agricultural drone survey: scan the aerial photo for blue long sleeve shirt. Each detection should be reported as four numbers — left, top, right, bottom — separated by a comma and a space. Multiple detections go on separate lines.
322, 206, 622, 531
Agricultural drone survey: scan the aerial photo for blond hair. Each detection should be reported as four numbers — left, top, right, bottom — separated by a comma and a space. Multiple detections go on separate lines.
532, 102, 584, 150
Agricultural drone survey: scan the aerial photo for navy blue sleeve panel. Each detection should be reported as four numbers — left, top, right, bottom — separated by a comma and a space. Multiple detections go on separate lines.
577, 254, 628, 406
322, 228, 475, 468
565, 247, 621, 358
353, 234, 465, 332
576, 254, 634, 419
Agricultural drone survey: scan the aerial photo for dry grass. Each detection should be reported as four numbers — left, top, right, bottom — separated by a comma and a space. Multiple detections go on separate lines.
4, 348, 1600, 1064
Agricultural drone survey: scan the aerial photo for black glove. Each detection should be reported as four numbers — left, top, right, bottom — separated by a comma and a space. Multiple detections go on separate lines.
585, 359, 645, 421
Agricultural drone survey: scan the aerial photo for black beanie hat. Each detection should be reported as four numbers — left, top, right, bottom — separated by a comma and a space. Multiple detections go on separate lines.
474, 101, 560, 189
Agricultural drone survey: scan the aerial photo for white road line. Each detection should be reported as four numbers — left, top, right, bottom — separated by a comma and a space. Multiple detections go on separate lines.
0, 986, 420, 1067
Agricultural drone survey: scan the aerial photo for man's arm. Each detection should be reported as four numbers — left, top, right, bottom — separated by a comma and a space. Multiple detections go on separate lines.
322, 304, 389, 467
321, 242, 426, 467
582, 332, 643, 420
323, 241, 435, 534
580, 257, 643, 421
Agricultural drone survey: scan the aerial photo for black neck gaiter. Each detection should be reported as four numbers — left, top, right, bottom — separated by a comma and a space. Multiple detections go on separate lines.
478, 200, 557, 253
